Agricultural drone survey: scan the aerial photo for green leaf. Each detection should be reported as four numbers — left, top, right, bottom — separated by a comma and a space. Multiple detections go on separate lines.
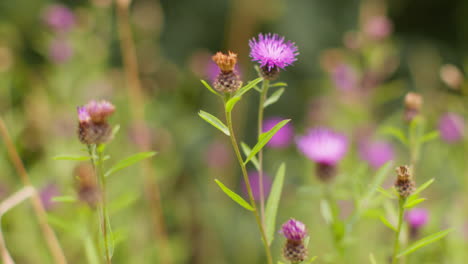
198, 110, 230, 136
111, 125, 120, 138
240, 142, 260, 170
305, 256, 318, 263
362, 161, 393, 205
52, 195, 77, 203
320, 199, 333, 225
265, 163, 286, 245
369, 253, 377, 264
84, 235, 100, 264
201, 80, 220, 96
412, 178, 434, 197
397, 228, 454, 258
105, 151, 157, 177
235, 78, 262, 97
244, 119, 291, 164
225, 96, 242, 112
214, 179, 254, 211
404, 198, 426, 209
380, 126, 408, 145
269, 82, 288, 88
377, 186, 396, 199
263, 88, 285, 108
53, 155, 91, 161
420, 131, 439, 144
379, 215, 396, 232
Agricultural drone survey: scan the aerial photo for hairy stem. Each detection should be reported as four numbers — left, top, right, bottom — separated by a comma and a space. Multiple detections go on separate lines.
224, 105, 273, 264
0, 117, 68, 264
257, 79, 269, 223
392, 197, 406, 264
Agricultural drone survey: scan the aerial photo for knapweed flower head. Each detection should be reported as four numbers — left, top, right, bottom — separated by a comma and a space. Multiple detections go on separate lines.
77, 100, 115, 144
394, 165, 415, 198
249, 33, 299, 80
281, 219, 308, 262
296, 128, 348, 165
359, 140, 394, 169
440, 64, 464, 90
405, 208, 429, 229
404, 92, 423, 122
242, 171, 272, 201
211, 51, 242, 93
281, 218, 307, 241
42, 4, 76, 33
438, 112, 465, 143
263, 117, 294, 148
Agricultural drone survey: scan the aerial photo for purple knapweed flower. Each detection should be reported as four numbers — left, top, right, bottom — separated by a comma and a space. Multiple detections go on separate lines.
405, 208, 429, 229
263, 117, 294, 148
281, 218, 308, 241
332, 64, 358, 91
40, 183, 60, 211
296, 128, 348, 165
364, 16, 393, 40
242, 171, 272, 201
48, 38, 73, 64
77, 106, 91, 124
43, 4, 76, 33
359, 140, 394, 169
438, 113, 465, 143
77, 100, 115, 144
249, 33, 298, 79
84, 100, 116, 123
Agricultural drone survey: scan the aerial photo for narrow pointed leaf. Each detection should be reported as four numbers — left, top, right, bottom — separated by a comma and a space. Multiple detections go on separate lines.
201, 80, 219, 96
269, 82, 288, 88
244, 119, 291, 164
397, 228, 454, 258
265, 163, 286, 245
52, 195, 77, 203
84, 236, 100, 264
53, 155, 91, 161
412, 178, 434, 197
377, 186, 396, 199
235, 78, 263, 97
404, 198, 426, 208
214, 179, 254, 211
380, 126, 408, 145
305, 256, 318, 263
264, 88, 285, 108
369, 253, 377, 264
420, 131, 439, 144
320, 199, 333, 225
362, 161, 393, 204
198, 110, 230, 136
105, 151, 157, 177
379, 215, 396, 232
240, 142, 260, 170
226, 96, 242, 112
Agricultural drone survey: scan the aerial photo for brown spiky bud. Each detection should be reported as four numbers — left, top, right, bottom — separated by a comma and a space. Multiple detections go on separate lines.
283, 240, 308, 263
404, 92, 423, 122
212, 51, 238, 73
394, 165, 415, 198
440, 64, 464, 90
78, 122, 112, 145
212, 51, 242, 93
74, 163, 100, 208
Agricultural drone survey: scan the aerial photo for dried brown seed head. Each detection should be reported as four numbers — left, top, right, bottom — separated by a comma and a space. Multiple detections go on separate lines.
212, 51, 238, 73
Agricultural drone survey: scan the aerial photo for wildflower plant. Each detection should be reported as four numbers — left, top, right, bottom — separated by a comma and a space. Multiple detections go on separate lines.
54, 100, 157, 264
198, 33, 302, 264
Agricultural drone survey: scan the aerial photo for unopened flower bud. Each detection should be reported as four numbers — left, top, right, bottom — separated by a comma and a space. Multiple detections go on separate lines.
440, 64, 463, 90
211, 51, 242, 93
403, 92, 423, 122
394, 165, 415, 198
77, 100, 115, 145
74, 163, 100, 208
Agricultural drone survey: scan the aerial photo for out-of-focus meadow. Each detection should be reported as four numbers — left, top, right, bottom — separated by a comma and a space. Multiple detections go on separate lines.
1, 0, 468, 263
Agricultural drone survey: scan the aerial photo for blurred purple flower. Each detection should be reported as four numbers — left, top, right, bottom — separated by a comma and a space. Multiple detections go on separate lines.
42, 4, 76, 33
332, 64, 358, 91
263, 117, 294, 148
405, 208, 429, 229
296, 127, 348, 165
242, 171, 272, 201
438, 113, 465, 143
280, 218, 308, 241
204, 140, 231, 169
40, 183, 60, 211
249, 33, 299, 71
359, 140, 394, 169
48, 38, 73, 63
364, 16, 393, 40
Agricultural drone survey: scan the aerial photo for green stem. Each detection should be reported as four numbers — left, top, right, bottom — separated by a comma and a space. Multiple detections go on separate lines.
392, 197, 406, 264
224, 104, 273, 264
257, 79, 269, 223
91, 145, 112, 264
